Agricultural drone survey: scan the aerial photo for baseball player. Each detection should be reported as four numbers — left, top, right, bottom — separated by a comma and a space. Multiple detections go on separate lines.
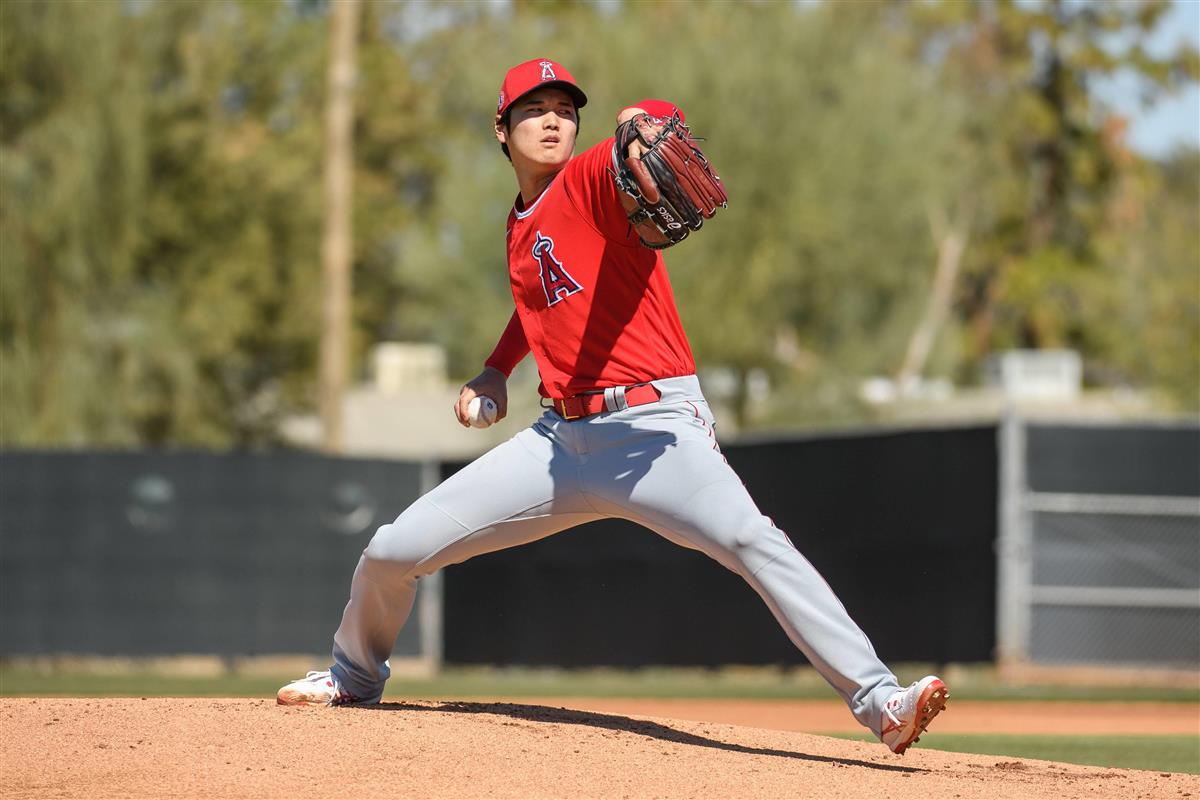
279, 58, 948, 755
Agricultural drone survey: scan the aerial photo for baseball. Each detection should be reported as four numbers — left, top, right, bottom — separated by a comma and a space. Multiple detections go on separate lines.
466, 395, 498, 428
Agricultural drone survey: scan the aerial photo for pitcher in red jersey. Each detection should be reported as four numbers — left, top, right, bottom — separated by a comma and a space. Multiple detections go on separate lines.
278, 58, 948, 757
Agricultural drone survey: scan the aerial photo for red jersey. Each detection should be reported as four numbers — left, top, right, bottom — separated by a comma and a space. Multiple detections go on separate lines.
485, 136, 696, 399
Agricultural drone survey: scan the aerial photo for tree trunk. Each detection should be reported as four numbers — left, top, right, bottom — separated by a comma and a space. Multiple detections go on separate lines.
896, 204, 970, 393
319, 0, 361, 454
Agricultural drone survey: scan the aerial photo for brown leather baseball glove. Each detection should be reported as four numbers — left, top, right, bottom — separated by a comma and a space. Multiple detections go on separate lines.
611, 113, 728, 249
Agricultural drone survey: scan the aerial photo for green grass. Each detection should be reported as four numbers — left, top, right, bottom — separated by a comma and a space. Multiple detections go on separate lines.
826, 732, 1200, 775
2, 664, 1198, 702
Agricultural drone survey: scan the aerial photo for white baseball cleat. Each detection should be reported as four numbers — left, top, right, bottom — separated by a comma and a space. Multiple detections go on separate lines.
276, 670, 365, 707
879, 675, 949, 754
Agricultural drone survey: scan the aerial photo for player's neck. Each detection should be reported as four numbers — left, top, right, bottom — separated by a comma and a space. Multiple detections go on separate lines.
512, 158, 567, 208
516, 171, 558, 208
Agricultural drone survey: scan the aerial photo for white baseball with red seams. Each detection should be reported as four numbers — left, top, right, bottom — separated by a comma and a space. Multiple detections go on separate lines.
466, 396, 498, 428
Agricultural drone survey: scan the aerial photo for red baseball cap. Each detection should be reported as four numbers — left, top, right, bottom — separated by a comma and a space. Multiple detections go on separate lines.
497, 58, 588, 118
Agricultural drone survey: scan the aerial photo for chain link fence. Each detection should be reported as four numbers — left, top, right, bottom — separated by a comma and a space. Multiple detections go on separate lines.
997, 418, 1200, 669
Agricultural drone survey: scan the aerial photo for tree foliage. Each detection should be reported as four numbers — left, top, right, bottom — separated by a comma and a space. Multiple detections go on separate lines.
896, 0, 1198, 368
1, 0, 1195, 447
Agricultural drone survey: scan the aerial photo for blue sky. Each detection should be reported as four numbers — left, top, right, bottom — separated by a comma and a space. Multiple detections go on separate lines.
1090, 0, 1200, 159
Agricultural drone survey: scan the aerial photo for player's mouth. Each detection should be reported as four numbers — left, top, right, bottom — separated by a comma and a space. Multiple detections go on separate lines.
540, 135, 561, 145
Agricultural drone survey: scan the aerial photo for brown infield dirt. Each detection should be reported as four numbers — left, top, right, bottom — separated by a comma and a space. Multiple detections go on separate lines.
4, 698, 1197, 800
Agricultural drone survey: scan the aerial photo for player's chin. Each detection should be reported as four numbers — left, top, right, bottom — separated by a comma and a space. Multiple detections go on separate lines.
515, 147, 570, 173
535, 143, 571, 163
531, 145, 566, 160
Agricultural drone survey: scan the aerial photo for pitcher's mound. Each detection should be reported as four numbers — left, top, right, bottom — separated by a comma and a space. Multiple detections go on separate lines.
2, 699, 1191, 799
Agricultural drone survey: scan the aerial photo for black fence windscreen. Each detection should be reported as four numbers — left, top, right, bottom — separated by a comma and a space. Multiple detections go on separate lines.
0, 451, 425, 657
440, 426, 999, 667
8, 422, 1191, 669
1026, 424, 1200, 496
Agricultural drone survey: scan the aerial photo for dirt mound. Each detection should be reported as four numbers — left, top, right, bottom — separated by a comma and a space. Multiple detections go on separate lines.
3, 699, 1193, 799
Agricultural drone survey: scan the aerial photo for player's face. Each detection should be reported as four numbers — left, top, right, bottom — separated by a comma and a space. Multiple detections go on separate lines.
498, 87, 578, 171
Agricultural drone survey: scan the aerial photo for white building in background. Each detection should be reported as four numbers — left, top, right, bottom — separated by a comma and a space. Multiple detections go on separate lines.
985, 350, 1082, 402
282, 342, 546, 459
371, 343, 447, 395
858, 348, 1155, 423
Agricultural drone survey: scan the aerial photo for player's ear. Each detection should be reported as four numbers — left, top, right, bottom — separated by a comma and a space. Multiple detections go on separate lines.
494, 113, 507, 145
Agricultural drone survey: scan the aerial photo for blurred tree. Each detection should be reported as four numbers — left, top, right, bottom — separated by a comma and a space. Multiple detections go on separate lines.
120, 0, 330, 446
348, 0, 479, 376
1096, 148, 1199, 411
672, 1, 969, 423
899, 0, 1198, 390
2, 0, 149, 444
2, 0, 1194, 446
2, 0, 442, 446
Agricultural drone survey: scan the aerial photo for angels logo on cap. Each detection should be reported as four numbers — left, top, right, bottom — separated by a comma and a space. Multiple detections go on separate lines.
497, 58, 588, 117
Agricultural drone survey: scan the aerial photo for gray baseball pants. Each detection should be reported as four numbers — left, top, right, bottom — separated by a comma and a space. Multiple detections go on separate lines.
330, 375, 901, 736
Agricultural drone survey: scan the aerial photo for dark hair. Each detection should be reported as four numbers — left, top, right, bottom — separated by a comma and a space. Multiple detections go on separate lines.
499, 109, 513, 162
498, 107, 581, 163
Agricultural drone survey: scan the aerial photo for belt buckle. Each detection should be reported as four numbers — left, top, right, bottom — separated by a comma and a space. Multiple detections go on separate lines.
555, 398, 582, 421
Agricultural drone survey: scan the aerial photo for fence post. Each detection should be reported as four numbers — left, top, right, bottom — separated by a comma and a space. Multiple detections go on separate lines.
995, 407, 1031, 675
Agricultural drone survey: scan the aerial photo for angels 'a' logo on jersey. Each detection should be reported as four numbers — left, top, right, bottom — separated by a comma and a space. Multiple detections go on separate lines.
539, 61, 556, 81
532, 231, 583, 307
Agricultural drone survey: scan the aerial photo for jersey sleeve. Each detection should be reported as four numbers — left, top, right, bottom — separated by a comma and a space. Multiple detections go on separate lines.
560, 138, 634, 243
561, 100, 688, 243
484, 310, 529, 377
622, 98, 685, 123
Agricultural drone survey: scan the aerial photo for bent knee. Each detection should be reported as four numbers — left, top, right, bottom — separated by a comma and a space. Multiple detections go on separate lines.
362, 497, 469, 573
362, 521, 419, 569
